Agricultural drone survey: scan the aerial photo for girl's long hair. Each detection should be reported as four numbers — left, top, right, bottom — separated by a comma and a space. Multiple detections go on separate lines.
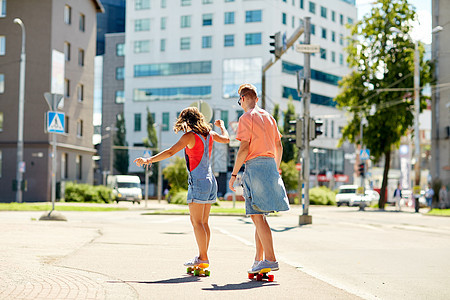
173, 107, 211, 136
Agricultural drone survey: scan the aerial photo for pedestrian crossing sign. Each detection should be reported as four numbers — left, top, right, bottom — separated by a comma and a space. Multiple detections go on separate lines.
360, 149, 370, 161
47, 111, 65, 133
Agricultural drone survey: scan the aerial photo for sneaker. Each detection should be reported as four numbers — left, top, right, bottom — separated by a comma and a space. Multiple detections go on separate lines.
252, 260, 279, 273
184, 256, 209, 267
248, 260, 262, 274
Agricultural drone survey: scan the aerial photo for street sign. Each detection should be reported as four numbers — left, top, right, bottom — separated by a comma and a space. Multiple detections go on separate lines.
47, 111, 65, 133
360, 149, 370, 161
143, 150, 151, 158
295, 44, 320, 53
296, 163, 302, 171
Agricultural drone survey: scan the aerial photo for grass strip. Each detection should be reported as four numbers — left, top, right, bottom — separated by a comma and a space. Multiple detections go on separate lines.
426, 208, 450, 217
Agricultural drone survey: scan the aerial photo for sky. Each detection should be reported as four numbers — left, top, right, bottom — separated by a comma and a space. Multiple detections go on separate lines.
356, 0, 432, 44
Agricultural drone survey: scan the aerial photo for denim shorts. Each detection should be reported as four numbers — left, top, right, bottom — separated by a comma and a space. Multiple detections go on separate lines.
187, 175, 217, 204
241, 156, 289, 215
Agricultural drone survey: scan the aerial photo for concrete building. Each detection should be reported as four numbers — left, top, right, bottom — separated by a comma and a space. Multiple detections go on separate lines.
0, 0, 103, 202
96, 0, 125, 55
431, 0, 450, 188
122, 0, 357, 196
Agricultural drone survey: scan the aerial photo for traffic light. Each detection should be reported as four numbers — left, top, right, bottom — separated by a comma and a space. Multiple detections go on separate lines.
309, 119, 323, 140
287, 118, 304, 149
269, 32, 282, 58
358, 163, 365, 177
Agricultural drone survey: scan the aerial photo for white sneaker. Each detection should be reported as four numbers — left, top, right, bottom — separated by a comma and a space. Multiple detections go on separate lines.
248, 260, 262, 274
184, 256, 209, 267
252, 260, 279, 272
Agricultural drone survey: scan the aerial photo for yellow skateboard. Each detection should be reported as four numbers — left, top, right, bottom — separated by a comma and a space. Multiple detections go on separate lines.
248, 268, 274, 282
187, 263, 210, 277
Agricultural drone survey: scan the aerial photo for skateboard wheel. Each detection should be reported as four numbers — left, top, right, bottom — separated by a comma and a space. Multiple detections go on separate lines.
194, 269, 200, 276
187, 267, 193, 274
268, 275, 274, 282
248, 273, 254, 279
256, 274, 263, 281
205, 270, 210, 276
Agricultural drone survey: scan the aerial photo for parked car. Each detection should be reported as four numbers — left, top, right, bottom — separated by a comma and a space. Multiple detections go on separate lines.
107, 175, 143, 204
336, 185, 379, 207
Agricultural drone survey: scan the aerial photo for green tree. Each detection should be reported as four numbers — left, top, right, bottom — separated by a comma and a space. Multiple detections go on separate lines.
282, 99, 297, 162
335, 0, 433, 208
272, 103, 281, 125
142, 108, 159, 183
114, 113, 129, 174
162, 156, 188, 193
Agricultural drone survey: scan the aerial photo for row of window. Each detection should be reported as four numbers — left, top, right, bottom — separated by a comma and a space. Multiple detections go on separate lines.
281, 0, 354, 24
64, 42, 85, 66
60, 153, 83, 180
134, 61, 211, 77
64, 4, 86, 32
135, 0, 237, 10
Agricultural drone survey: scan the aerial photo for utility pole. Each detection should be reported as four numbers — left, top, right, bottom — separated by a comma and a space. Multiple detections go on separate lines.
413, 40, 421, 212
157, 125, 162, 203
14, 18, 26, 203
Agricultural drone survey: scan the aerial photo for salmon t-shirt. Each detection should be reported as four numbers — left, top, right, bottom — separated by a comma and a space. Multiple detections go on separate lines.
235, 106, 282, 162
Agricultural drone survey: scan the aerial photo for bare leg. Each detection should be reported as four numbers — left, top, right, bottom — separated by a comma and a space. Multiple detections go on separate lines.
254, 230, 264, 261
201, 203, 212, 253
251, 214, 276, 262
188, 202, 211, 261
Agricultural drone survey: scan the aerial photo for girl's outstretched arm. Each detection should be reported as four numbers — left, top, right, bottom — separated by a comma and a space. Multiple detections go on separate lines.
133, 132, 195, 167
211, 119, 230, 144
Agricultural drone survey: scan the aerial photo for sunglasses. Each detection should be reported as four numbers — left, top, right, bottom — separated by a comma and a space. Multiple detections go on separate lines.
238, 94, 245, 106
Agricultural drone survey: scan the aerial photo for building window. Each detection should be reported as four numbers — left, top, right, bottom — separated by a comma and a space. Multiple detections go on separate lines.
79, 13, 85, 32
77, 84, 84, 101
134, 40, 150, 53
221, 111, 229, 129
0, 36, 5, 55
340, 14, 344, 25
161, 0, 166, 8
76, 155, 82, 180
160, 39, 166, 52
134, 113, 141, 131
135, 0, 150, 10
135, 19, 150, 31
162, 112, 169, 131
347, 17, 353, 24
309, 1, 315, 14
64, 42, 70, 61
224, 34, 234, 47
339, 34, 343, 45
77, 120, 83, 137
64, 5, 71, 24
161, 17, 167, 30
320, 48, 326, 60
292, 16, 295, 28
202, 36, 212, 48
331, 10, 336, 22
0, 74, 3, 93
181, 15, 191, 28
115, 90, 125, 103
133, 86, 211, 101
282, 13, 286, 25
339, 53, 344, 65
245, 10, 262, 23
116, 67, 124, 80
225, 0, 234, 2
203, 0, 213, 3
236, 110, 244, 120
202, 13, 213, 26
134, 61, 211, 77
116, 43, 125, 56
300, 0, 304, 9
0, 112, 3, 131
181, 0, 191, 6
180, 37, 190, 50
78, 49, 84, 66
65, 116, 69, 133
0, 0, 6, 17
321, 27, 327, 39
320, 6, 327, 18
224, 12, 234, 24
64, 79, 70, 97
61, 153, 68, 179
331, 31, 336, 42
311, 24, 315, 35
245, 33, 262, 45
331, 51, 336, 63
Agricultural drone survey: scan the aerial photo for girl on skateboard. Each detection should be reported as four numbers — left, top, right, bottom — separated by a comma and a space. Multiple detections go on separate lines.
134, 107, 229, 267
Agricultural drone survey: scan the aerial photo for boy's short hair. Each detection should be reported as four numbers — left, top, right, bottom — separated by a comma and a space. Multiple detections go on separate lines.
238, 83, 257, 99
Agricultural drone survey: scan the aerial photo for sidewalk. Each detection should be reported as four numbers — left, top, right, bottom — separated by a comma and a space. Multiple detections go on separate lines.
0, 203, 361, 300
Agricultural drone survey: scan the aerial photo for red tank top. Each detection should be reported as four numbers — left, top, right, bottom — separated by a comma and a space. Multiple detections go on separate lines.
185, 133, 213, 171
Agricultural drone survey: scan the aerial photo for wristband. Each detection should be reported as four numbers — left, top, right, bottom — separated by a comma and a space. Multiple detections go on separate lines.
231, 174, 237, 177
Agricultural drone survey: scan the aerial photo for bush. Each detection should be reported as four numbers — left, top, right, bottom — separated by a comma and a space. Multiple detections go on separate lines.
309, 186, 336, 205
64, 182, 113, 203
170, 190, 188, 205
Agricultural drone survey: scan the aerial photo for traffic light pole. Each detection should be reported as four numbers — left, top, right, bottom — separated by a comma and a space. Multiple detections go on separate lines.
299, 17, 312, 225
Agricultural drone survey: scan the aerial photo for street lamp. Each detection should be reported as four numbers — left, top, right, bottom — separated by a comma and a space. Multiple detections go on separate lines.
14, 18, 26, 203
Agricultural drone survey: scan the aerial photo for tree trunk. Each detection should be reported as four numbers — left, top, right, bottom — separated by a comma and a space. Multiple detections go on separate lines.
379, 149, 391, 209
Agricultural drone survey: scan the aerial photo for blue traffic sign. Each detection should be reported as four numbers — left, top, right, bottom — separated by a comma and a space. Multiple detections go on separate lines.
47, 111, 65, 133
360, 149, 370, 161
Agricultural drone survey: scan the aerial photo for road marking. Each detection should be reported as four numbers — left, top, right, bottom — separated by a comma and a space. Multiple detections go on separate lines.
214, 225, 378, 300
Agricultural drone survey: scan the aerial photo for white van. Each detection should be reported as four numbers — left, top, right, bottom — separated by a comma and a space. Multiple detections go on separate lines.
336, 185, 379, 207
107, 175, 142, 204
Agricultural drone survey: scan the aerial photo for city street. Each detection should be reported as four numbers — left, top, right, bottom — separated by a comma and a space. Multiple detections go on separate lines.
0, 203, 449, 299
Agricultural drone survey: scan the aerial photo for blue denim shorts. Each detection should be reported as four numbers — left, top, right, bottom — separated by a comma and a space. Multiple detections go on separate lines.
187, 175, 217, 204
241, 156, 290, 215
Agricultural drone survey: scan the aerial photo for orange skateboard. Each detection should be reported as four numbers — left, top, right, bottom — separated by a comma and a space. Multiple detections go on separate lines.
187, 263, 210, 277
248, 268, 274, 281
